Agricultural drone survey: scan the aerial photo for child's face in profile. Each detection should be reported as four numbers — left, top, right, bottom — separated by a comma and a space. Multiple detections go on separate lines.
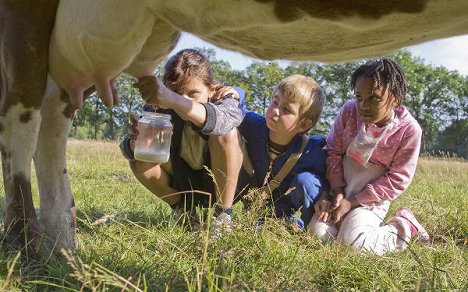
175, 77, 214, 103
265, 90, 309, 136
354, 76, 397, 127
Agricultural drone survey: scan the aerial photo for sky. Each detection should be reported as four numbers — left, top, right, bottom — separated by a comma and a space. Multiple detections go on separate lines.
171, 33, 468, 76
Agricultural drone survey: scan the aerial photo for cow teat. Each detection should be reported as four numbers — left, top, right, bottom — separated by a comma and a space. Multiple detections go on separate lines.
95, 78, 119, 108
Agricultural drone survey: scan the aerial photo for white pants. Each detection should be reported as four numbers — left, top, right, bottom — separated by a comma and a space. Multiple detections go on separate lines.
308, 201, 409, 255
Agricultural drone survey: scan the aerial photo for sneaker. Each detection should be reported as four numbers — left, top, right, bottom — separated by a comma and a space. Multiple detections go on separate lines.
396, 208, 430, 243
210, 212, 233, 238
286, 216, 305, 232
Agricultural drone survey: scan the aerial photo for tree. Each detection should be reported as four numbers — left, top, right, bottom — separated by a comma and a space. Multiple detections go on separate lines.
396, 51, 448, 152
244, 61, 284, 114
436, 119, 468, 158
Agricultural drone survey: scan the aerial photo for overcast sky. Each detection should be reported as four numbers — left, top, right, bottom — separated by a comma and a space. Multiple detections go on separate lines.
171, 33, 468, 76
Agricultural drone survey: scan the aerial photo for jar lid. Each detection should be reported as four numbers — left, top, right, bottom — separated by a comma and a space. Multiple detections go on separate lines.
141, 111, 171, 120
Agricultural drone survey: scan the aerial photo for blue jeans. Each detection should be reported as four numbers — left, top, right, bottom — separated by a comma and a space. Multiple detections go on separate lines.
274, 172, 322, 227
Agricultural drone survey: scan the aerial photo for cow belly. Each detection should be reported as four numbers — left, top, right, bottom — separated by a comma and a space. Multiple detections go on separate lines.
155, 0, 468, 62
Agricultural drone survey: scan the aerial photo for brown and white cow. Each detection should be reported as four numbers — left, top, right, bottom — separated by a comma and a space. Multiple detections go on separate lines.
1, 0, 467, 253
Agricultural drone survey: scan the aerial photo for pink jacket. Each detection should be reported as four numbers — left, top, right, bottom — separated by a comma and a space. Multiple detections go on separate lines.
327, 100, 422, 206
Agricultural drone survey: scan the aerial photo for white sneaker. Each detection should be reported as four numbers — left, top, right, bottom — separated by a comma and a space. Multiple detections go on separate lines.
210, 212, 233, 238
396, 208, 430, 244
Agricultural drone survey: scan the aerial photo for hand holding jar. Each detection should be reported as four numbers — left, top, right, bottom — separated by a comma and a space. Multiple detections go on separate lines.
133, 76, 175, 108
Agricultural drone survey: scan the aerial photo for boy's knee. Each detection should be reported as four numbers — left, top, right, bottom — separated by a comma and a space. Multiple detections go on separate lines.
290, 172, 322, 226
290, 172, 321, 207
294, 172, 315, 186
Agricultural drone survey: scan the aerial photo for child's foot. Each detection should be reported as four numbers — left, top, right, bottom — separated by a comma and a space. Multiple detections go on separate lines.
396, 208, 430, 244
286, 216, 305, 232
210, 212, 233, 238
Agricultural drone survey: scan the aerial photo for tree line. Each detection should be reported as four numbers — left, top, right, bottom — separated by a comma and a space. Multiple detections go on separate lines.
70, 49, 468, 159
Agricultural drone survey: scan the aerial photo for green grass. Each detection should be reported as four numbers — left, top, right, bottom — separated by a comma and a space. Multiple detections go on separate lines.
1, 139, 467, 291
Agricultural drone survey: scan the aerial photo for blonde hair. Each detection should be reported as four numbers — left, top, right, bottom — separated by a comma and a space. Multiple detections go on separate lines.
273, 74, 325, 130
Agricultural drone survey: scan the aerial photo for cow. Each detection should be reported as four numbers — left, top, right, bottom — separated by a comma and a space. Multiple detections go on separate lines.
1, 0, 467, 254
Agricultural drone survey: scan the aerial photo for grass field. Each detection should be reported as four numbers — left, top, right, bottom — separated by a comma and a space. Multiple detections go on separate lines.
0, 139, 467, 291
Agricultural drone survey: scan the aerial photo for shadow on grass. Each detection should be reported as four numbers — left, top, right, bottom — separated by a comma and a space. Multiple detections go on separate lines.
75, 206, 176, 233
0, 193, 195, 236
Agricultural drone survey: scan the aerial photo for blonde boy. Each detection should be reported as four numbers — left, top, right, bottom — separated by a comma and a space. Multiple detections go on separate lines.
238, 75, 327, 228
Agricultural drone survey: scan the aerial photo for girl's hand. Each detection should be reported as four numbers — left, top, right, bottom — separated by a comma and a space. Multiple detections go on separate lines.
211, 86, 239, 103
331, 198, 352, 224
127, 116, 139, 151
331, 197, 361, 224
133, 76, 173, 108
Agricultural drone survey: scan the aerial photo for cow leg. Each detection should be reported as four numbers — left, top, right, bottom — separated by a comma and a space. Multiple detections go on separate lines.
34, 77, 76, 251
0, 1, 58, 254
0, 106, 43, 252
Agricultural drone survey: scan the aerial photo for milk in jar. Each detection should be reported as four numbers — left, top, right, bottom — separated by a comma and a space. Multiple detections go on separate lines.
134, 112, 173, 163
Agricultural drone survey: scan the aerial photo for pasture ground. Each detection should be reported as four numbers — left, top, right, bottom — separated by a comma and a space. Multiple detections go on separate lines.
0, 139, 467, 291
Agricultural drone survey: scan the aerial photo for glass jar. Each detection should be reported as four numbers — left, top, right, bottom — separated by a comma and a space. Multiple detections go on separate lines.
134, 112, 173, 163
